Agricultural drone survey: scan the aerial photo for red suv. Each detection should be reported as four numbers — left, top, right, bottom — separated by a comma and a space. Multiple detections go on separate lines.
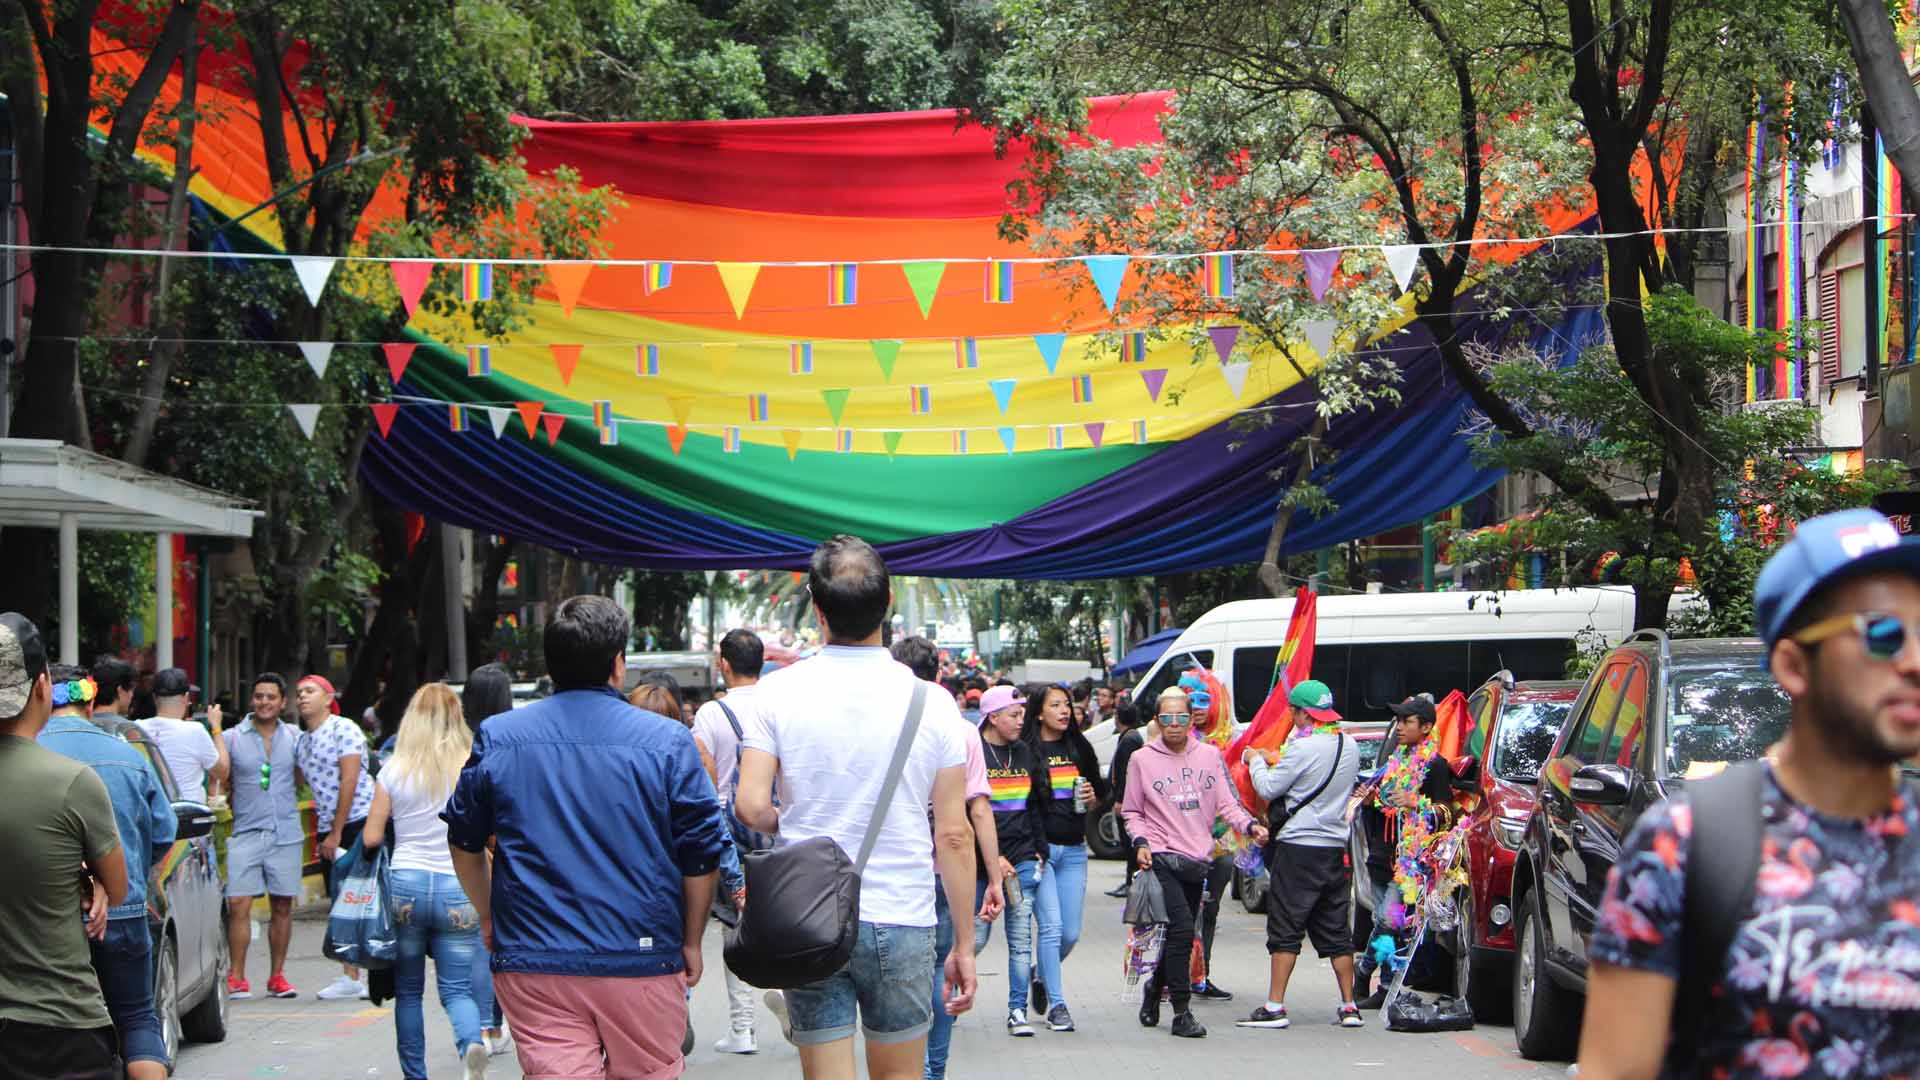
1443, 672, 1579, 1019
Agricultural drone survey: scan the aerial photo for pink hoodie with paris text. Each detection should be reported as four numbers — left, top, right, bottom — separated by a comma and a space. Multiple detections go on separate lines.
1119, 737, 1257, 862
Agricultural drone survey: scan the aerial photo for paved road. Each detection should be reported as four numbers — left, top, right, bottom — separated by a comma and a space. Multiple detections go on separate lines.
179, 859, 1573, 1078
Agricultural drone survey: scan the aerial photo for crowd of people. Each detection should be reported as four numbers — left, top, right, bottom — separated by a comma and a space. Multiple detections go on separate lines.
4, 510, 1918, 1078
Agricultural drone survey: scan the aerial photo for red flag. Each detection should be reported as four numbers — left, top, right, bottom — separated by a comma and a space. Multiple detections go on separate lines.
382, 343, 417, 384
391, 260, 433, 319
1227, 586, 1319, 812
551, 344, 582, 386
515, 401, 545, 438
370, 403, 399, 439
1431, 689, 1474, 763
541, 412, 567, 446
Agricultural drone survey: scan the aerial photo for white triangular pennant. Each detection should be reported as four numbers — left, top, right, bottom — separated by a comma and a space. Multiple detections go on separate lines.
1303, 319, 1337, 358
290, 256, 337, 307
1220, 361, 1252, 398
486, 406, 512, 439
286, 403, 321, 439
298, 341, 334, 381
1382, 244, 1420, 293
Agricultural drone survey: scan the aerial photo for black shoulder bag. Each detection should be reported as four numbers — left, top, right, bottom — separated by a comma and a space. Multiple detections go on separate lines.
1266, 734, 1346, 838
1669, 760, 1766, 1070
724, 682, 928, 989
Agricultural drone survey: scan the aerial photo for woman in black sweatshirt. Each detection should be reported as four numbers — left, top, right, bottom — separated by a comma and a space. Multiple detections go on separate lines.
1018, 682, 1111, 1033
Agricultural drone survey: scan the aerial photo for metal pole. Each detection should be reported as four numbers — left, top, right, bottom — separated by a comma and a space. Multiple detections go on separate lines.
155, 533, 173, 668
1, 112, 15, 440
197, 544, 212, 687
58, 513, 78, 664
1421, 515, 1436, 592
442, 523, 468, 681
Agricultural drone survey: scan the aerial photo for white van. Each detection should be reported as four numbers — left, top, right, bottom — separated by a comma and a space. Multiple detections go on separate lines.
1116, 586, 1641, 733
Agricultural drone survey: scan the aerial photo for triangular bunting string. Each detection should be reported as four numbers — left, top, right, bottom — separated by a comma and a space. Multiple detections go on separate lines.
1032, 333, 1066, 374
668, 396, 695, 426
1303, 318, 1338, 357
287, 403, 321, 439
989, 379, 1017, 414
391, 260, 434, 318
1302, 249, 1341, 301
1382, 244, 1420, 293
544, 262, 594, 319
486, 406, 512, 439
782, 430, 803, 460
298, 341, 333, 381
1220, 360, 1253, 398
1082, 255, 1130, 312
1207, 325, 1240, 365
550, 344, 582, 386
883, 431, 903, 457
666, 425, 687, 455
715, 262, 762, 319
1084, 422, 1106, 448
997, 427, 1017, 455
515, 401, 545, 438
370, 403, 399, 439
382, 343, 417, 384
822, 389, 851, 425
290, 257, 336, 307
901, 261, 947, 318
1140, 368, 1168, 403
871, 339, 902, 381
541, 413, 567, 446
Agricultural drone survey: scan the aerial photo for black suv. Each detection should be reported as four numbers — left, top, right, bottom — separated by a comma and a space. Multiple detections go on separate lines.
1509, 632, 1792, 1060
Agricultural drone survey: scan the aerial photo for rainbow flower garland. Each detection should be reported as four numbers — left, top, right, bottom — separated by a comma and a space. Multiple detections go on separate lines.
1374, 736, 1446, 913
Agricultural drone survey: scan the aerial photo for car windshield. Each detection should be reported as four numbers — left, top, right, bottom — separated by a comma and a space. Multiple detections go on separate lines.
1665, 663, 1792, 778
1489, 701, 1572, 783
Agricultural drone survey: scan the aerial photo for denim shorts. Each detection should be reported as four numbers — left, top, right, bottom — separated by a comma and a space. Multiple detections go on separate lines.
785, 921, 935, 1046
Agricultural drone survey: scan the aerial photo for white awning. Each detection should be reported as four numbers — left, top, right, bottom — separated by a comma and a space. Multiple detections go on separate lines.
0, 438, 256, 537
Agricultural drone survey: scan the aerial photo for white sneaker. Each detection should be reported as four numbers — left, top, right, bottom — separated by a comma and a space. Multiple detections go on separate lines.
485, 1025, 514, 1057
463, 1040, 489, 1079
714, 1027, 758, 1054
1007, 1009, 1036, 1037
316, 975, 366, 1001
763, 990, 794, 1045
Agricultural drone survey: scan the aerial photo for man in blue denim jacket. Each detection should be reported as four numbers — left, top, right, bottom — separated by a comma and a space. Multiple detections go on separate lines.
39, 663, 176, 1080
445, 595, 726, 1079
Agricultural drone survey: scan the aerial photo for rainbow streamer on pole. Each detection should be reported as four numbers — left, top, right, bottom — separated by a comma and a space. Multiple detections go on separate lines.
1203, 253, 1234, 299
643, 262, 673, 295
465, 345, 490, 377
909, 385, 932, 414
636, 344, 659, 376
1744, 112, 1767, 401
828, 263, 858, 306
1777, 87, 1802, 399
461, 262, 493, 303
747, 393, 769, 422
1876, 130, 1901, 374
1070, 374, 1094, 404
985, 260, 1014, 303
954, 338, 979, 370
790, 342, 814, 374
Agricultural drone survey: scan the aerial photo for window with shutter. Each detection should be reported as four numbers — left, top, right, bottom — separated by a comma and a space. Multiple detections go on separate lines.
1820, 271, 1841, 382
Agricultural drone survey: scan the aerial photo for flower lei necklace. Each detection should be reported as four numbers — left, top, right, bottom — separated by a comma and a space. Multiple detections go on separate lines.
1377, 736, 1444, 906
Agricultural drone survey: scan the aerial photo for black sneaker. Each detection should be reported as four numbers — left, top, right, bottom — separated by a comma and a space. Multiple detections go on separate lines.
1104, 882, 1130, 898
1235, 1005, 1290, 1029
1193, 981, 1234, 1002
1356, 986, 1389, 1011
1170, 1011, 1207, 1038
1139, 993, 1161, 1028
1338, 1004, 1365, 1028
1047, 1004, 1075, 1032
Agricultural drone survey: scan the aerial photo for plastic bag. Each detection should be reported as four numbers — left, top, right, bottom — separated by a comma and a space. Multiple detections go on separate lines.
322, 844, 396, 969
1119, 923, 1165, 1003
1122, 870, 1168, 926
1385, 992, 1475, 1033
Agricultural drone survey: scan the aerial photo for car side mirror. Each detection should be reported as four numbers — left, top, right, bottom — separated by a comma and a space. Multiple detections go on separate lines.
1569, 763, 1632, 806
173, 801, 216, 840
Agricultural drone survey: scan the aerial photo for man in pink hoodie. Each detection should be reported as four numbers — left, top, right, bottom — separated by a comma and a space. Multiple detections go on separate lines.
1120, 687, 1267, 1039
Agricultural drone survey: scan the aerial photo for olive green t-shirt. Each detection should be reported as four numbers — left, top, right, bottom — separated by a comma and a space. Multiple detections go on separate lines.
0, 733, 121, 1028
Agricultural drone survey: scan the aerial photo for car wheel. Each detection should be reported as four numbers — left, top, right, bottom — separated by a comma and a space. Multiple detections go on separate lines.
154, 934, 183, 1065
181, 920, 230, 1044
1084, 805, 1127, 860
1512, 897, 1579, 1061
1235, 864, 1268, 914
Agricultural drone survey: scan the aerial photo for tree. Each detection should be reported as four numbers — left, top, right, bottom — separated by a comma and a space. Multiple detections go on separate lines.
1837, 0, 1920, 208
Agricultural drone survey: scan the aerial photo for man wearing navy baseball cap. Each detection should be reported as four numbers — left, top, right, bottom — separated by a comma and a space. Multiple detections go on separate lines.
1578, 508, 1920, 1078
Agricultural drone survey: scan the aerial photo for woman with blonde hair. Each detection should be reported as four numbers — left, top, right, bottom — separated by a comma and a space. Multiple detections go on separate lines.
363, 682, 489, 1080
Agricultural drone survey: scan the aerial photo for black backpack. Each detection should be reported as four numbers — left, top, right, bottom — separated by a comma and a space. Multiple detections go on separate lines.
724, 682, 928, 989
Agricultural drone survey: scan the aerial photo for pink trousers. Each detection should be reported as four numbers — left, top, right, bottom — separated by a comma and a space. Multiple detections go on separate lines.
494, 970, 688, 1080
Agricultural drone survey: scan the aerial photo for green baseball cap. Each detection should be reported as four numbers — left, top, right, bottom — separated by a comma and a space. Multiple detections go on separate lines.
1286, 679, 1341, 722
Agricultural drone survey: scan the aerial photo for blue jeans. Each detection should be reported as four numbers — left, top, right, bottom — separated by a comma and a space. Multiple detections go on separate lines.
925, 878, 992, 1080
973, 860, 1039, 1017
91, 916, 167, 1068
389, 869, 485, 1080
786, 922, 935, 1047
1032, 843, 1088, 1008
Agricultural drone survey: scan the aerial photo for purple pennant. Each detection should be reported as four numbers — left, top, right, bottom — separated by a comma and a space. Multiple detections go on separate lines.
1208, 325, 1240, 365
1140, 368, 1168, 403
1084, 422, 1106, 447
1303, 249, 1341, 301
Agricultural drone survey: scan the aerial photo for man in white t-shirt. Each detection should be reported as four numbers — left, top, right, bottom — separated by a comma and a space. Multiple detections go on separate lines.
737, 537, 978, 1080
136, 668, 228, 805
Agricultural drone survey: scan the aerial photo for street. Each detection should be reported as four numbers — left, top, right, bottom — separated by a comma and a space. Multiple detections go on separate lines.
179, 860, 1571, 1079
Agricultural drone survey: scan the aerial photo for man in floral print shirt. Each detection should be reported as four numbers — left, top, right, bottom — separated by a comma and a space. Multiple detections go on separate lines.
1581, 509, 1920, 1078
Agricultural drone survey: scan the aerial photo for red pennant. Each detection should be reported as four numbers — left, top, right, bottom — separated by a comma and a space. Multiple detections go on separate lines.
382, 343, 417, 384
514, 401, 544, 438
550, 344, 582, 386
666, 424, 687, 455
541, 412, 567, 446
391, 261, 433, 318
545, 263, 593, 319
370, 403, 399, 439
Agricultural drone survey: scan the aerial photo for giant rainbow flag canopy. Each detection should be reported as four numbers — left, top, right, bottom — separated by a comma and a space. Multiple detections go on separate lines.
92, 38, 1611, 578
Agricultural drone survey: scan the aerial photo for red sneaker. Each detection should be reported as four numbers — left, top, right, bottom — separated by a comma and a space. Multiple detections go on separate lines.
227, 973, 252, 1000
266, 973, 298, 999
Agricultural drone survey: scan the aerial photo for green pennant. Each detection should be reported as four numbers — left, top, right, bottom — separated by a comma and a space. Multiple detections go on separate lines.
822, 388, 851, 425
901, 261, 946, 318
884, 431, 903, 457
871, 339, 902, 381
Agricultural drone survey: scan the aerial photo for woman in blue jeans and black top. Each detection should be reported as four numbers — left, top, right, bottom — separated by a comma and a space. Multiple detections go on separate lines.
362, 683, 491, 1080
1019, 683, 1109, 1031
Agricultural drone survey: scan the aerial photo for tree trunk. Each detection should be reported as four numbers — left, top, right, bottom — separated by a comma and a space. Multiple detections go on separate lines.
340, 495, 437, 730
1257, 413, 1330, 596
1632, 584, 1674, 633
123, 38, 199, 471
466, 535, 516, 671
1838, 0, 1920, 209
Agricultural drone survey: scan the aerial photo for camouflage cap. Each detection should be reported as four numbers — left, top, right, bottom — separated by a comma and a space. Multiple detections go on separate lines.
0, 612, 48, 716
